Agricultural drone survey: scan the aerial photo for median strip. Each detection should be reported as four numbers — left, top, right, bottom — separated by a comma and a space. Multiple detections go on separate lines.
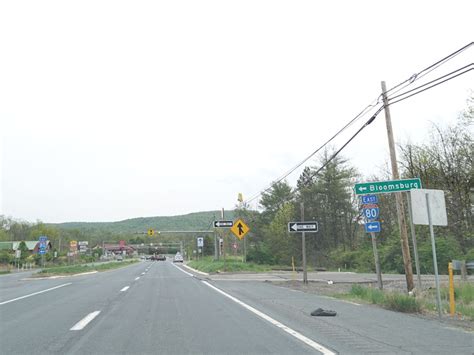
0, 283, 72, 305
70, 311, 101, 331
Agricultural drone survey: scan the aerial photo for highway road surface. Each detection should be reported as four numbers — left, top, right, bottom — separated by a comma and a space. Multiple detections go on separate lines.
0, 261, 472, 354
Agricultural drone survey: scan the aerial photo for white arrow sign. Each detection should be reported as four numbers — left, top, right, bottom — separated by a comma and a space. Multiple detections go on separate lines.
288, 222, 319, 233
214, 220, 233, 228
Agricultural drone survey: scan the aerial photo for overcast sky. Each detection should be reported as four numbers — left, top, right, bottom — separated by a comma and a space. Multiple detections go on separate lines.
1, 1, 473, 223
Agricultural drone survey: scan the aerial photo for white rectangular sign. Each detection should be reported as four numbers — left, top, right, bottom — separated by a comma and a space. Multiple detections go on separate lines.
410, 189, 448, 226
197, 237, 204, 247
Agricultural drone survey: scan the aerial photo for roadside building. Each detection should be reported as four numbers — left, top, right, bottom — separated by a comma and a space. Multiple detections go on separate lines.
102, 243, 135, 256
0, 241, 52, 254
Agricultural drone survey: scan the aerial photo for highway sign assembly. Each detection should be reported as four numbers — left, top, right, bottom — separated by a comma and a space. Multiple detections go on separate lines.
38, 236, 47, 254
288, 222, 319, 233
214, 220, 233, 228
230, 219, 249, 240
365, 221, 381, 233
354, 178, 422, 195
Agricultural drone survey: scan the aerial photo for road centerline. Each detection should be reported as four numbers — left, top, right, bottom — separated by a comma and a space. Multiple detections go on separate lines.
135, 277, 140, 281
0, 283, 72, 306
70, 311, 101, 331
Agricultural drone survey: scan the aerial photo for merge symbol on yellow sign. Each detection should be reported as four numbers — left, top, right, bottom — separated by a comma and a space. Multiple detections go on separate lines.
230, 219, 250, 240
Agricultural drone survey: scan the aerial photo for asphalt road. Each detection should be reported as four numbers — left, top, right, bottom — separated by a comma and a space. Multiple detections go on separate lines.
0, 261, 472, 354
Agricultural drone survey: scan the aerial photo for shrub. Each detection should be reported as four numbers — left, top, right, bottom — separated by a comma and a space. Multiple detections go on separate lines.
0, 251, 13, 264
383, 293, 421, 313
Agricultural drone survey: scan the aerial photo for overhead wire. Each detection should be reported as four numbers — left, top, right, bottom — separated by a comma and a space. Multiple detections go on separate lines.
244, 102, 381, 204
384, 42, 473, 98
243, 43, 474, 207
387, 64, 473, 105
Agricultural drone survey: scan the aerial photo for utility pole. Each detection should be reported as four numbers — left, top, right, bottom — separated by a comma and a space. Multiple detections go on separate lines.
381, 81, 415, 292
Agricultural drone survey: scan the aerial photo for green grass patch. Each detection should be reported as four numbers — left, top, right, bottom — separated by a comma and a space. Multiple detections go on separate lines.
0, 270, 11, 275
341, 284, 422, 313
438, 282, 474, 320
188, 257, 273, 273
38, 260, 139, 276
384, 293, 422, 313
350, 284, 385, 304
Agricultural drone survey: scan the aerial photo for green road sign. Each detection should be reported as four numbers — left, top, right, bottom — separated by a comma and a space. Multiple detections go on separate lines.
354, 178, 422, 195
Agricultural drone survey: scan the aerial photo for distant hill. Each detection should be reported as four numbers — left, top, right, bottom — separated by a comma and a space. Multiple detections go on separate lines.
49, 210, 236, 235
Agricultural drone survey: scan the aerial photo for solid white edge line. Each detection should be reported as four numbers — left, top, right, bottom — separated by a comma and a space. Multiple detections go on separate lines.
202, 281, 336, 355
0, 283, 72, 305
70, 311, 101, 331
120, 286, 130, 292
135, 277, 140, 281
171, 263, 194, 277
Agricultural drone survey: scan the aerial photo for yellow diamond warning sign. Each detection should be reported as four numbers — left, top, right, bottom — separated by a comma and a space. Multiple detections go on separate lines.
230, 219, 250, 240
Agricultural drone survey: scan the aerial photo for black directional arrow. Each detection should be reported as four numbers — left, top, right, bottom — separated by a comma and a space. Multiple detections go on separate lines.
237, 222, 244, 235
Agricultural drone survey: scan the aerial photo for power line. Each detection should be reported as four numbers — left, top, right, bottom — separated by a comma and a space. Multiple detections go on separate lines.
306, 106, 385, 182
243, 43, 474, 206
384, 42, 473, 98
244, 103, 381, 204
387, 64, 473, 105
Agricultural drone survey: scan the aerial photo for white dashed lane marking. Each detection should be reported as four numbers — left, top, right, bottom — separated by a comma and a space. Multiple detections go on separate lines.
70, 311, 101, 331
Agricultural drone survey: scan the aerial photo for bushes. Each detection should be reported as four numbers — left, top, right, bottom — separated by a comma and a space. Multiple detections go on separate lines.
329, 249, 374, 272
0, 251, 13, 264
246, 245, 275, 265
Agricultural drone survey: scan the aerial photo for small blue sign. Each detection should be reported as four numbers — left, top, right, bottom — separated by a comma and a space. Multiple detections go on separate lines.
363, 207, 380, 220
39, 249, 46, 255
365, 221, 381, 233
361, 195, 378, 204
39, 236, 48, 242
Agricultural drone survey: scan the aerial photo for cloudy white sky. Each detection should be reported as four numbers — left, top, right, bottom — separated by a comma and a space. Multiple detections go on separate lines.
1, 1, 473, 223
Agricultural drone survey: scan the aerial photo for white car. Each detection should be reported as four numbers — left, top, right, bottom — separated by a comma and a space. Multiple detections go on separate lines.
173, 253, 183, 263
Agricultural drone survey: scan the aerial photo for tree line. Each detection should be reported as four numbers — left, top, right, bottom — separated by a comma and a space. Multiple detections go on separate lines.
236, 97, 473, 274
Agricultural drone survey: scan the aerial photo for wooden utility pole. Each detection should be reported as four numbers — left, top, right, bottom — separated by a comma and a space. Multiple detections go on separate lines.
381, 81, 414, 292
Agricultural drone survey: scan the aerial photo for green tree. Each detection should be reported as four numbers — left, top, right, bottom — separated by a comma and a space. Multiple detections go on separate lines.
296, 151, 359, 266
399, 99, 473, 253
263, 202, 297, 265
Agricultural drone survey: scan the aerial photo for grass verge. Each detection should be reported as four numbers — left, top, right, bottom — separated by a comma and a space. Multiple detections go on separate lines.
187, 257, 273, 273
0, 270, 11, 275
336, 283, 473, 319
37, 259, 139, 276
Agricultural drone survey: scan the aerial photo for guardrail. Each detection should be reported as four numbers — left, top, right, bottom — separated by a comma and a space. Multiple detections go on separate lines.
451, 260, 473, 281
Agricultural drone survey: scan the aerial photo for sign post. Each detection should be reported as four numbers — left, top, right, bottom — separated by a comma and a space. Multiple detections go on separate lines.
410, 189, 448, 319
406, 193, 422, 290
39, 236, 48, 268
361, 198, 383, 290
287, 205, 319, 284
301, 203, 307, 284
